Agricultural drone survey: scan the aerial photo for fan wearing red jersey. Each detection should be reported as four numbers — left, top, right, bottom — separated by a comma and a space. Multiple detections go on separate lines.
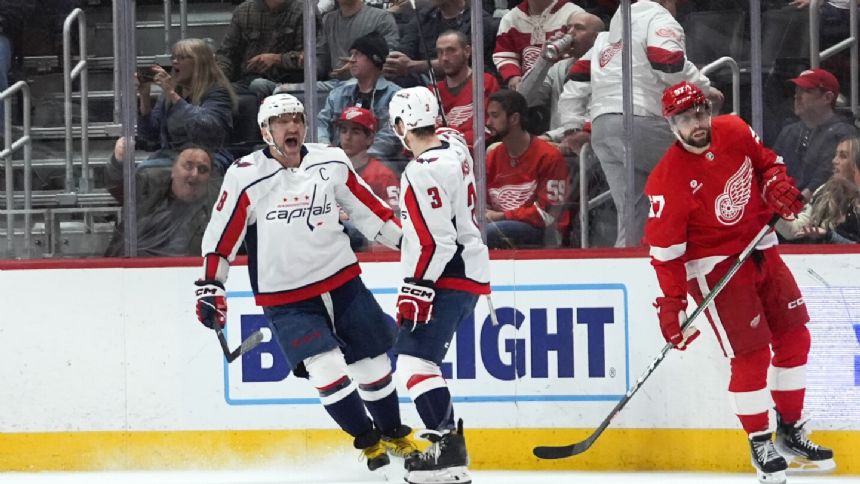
485, 89, 570, 248
336, 106, 401, 251
645, 81, 834, 484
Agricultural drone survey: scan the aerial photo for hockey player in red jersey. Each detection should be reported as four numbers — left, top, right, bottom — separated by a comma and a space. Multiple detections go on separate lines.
388, 86, 492, 484
645, 81, 835, 484
193, 94, 419, 470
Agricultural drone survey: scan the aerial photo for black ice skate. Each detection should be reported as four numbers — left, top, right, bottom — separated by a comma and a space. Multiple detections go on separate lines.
405, 419, 471, 484
749, 432, 787, 484
354, 428, 390, 471
775, 413, 836, 474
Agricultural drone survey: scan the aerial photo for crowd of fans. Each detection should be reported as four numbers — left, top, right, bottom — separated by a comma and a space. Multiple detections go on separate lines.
99, 0, 860, 256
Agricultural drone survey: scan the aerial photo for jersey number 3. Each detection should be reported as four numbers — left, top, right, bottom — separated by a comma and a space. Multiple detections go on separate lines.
427, 187, 442, 208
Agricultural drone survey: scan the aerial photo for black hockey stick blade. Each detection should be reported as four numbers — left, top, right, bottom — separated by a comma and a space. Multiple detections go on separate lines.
215, 327, 264, 363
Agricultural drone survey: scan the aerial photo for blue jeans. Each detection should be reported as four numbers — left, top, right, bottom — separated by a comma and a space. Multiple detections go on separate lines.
486, 220, 544, 249
0, 35, 12, 129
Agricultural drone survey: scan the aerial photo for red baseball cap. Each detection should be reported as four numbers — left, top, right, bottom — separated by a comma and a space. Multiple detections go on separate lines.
789, 68, 840, 96
335, 106, 377, 133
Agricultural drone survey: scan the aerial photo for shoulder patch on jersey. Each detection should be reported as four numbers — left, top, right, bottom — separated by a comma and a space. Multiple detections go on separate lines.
417, 156, 439, 164
654, 27, 681, 40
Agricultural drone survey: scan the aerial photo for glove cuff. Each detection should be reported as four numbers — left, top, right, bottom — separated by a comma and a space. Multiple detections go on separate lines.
655, 296, 687, 312
195, 279, 225, 290
404, 278, 435, 289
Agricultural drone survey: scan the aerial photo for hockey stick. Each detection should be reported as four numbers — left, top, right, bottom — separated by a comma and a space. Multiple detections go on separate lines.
214, 326, 264, 363
533, 213, 782, 459
408, 0, 448, 127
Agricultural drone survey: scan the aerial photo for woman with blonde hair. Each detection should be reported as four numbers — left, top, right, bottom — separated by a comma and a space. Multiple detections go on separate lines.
777, 134, 860, 243
137, 38, 238, 172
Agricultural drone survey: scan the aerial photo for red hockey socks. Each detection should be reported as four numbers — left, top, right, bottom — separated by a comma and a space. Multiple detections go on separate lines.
729, 346, 772, 434
769, 324, 810, 424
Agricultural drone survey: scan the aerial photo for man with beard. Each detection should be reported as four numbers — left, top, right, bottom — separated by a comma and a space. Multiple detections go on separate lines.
644, 81, 835, 484
194, 93, 419, 470
484, 89, 569, 248
433, 30, 499, 147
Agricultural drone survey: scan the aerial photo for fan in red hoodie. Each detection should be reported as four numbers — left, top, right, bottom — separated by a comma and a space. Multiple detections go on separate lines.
644, 81, 835, 484
484, 89, 569, 249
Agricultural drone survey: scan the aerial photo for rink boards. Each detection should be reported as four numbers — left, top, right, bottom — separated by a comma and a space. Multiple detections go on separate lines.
0, 250, 858, 473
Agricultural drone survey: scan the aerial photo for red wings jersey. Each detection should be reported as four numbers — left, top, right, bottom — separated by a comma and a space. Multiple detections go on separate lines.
399, 136, 490, 294
493, 0, 584, 81
434, 73, 500, 147
644, 115, 782, 298
486, 137, 570, 229
357, 158, 400, 209
201, 144, 397, 307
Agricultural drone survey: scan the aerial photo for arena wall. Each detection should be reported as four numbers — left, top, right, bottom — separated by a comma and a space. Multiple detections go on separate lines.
1, 250, 858, 474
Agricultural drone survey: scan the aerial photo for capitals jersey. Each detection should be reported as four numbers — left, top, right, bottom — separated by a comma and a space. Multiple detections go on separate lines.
486, 137, 570, 230
400, 134, 490, 295
201, 144, 398, 307
643, 115, 783, 300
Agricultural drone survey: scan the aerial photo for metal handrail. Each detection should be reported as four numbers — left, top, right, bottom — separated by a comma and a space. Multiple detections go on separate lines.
1, 81, 33, 256
163, 0, 190, 54
701, 56, 741, 114
63, 8, 91, 193
112, 0, 121, 123
810, 0, 858, 118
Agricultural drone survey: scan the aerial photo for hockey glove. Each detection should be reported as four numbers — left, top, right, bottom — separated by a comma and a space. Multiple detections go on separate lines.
194, 279, 227, 329
396, 278, 436, 326
654, 296, 700, 351
761, 166, 804, 219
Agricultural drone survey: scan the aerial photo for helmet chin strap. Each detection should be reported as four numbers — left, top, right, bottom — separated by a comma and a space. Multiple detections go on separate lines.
264, 124, 304, 159
669, 120, 711, 155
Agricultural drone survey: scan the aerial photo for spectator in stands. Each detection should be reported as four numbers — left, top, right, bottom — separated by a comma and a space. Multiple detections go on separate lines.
434, 30, 500, 147
383, 0, 499, 86
484, 90, 570, 248
336, 106, 401, 250
493, 0, 584, 90
317, 32, 403, 163
777, 135, 860, 244
518, 11, 604, 149
790, 0, 858, 92
317, 0, 400, 84
773, 69, 857, 200
138, 39, 238, 174
558, 0, 722, 247
104, 138, 222, 257
0, 0, 33, 129
215, 0, 305, 101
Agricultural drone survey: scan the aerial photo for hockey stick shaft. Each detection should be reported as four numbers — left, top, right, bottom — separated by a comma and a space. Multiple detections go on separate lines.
214, 326, 264, 363
533, 213, 781, 459
408, 0, 447, 126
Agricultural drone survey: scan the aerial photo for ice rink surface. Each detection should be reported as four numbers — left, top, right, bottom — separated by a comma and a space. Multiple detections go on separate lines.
2, 470, 858, 484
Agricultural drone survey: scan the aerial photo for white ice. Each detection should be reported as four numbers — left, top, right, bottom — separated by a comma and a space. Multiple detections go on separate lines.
1, 470, 858, 484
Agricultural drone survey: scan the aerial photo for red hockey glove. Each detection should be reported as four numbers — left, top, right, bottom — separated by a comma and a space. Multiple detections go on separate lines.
195, 279, 227, 329
654, 296, 700, 351
396, 278, 436, 326
761, 167, 804, 219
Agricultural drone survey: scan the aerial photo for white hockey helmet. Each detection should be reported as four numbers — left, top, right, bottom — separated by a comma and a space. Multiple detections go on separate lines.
388, 87, 438, 146
258, 93, 304, 129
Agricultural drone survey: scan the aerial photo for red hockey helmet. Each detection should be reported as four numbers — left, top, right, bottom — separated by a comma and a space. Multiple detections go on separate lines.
662, 81, 709, 118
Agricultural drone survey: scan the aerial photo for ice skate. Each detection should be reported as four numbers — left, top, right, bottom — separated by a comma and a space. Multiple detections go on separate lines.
775, 413, 836, 474
381, 424, 421, 462
749, 432, 787, 484
354, 428, 390, 471
405, 419, 471, 484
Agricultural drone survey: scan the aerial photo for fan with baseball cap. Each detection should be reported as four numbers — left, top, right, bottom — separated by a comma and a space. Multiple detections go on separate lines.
788, 68, 840, 96
335, 106, 378, 134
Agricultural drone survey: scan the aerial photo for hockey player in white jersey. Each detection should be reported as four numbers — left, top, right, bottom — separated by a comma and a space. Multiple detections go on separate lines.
388, 86, 491, 484
193, 93, 418, 470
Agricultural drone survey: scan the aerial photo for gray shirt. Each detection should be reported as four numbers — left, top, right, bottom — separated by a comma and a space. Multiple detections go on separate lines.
316, 4, 400, 78
519, 56, 575, 142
